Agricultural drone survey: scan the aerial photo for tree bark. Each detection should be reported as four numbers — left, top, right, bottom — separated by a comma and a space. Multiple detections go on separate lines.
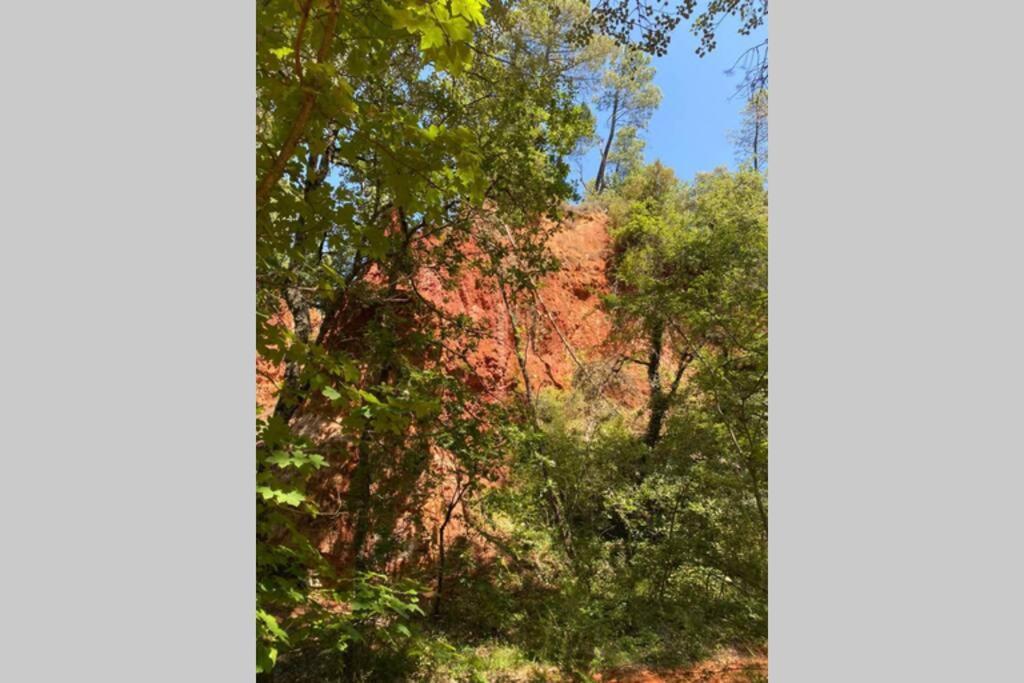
752, 114, 760, 172
499, 278, 534, 409
642, 324, 695, 449
348, 363, 392, 571
594, 91, 619, 193
432, 478, 467, 618
643, 320, 665, 448
272, 287, 313, 425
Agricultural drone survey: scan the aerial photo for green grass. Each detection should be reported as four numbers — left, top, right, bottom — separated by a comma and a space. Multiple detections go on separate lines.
414, 638, 565, 682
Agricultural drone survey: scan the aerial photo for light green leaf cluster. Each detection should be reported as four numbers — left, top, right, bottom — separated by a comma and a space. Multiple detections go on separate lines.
387, 0, 489, 74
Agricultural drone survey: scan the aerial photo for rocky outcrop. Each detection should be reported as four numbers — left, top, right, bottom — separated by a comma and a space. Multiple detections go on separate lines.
257, 209, 644, 417
412, 208, 643, 404
257, 208, 648, 570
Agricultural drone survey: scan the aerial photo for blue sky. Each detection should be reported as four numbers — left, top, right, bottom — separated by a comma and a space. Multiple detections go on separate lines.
576, 17, 767, 188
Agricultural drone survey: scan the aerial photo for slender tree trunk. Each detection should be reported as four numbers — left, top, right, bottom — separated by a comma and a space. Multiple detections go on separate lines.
497, 220, 582, 370
594, 92, 619, 193
752, 115, 760, 172
718, 404, 769, 542
268, 152, 334, 425
272, 287, 313, 424
432, 480, 467, 618
348, 428, 374, 571
643, 320, 666, 448
497, 272, 577, 561
348, 362, 393, 570
433, 521, 447, 618
499, 278, 533, 408
746, 452, 768, 539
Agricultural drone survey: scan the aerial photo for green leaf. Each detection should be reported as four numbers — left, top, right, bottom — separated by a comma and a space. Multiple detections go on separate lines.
358, 390, 382, 405
451, 0, 488, 26
258, 609, 290, 643
256, 642, 277, 673
418, 24, 446, 51
257, 486, 306, 507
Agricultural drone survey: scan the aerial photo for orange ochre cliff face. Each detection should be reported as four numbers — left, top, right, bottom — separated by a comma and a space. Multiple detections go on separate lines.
410, 209, 645, 405
257, 209, 648, 568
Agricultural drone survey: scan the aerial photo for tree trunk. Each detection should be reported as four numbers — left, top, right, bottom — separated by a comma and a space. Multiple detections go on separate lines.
746, 452, 768, 539
594, 92, 619, 193
497, 274, 577, 561
271, 287, 313, 424
348, 362, 393, 570
348, 427, 374, 571
499, 278, 534, 409
432, 480, 466, 618
752, 115, 760, 172
269, 152, 333, 426
643, 320, 666, 448
432, 522, 447, 618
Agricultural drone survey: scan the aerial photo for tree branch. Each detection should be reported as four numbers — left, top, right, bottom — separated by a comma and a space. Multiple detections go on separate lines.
257, 0, 340, 207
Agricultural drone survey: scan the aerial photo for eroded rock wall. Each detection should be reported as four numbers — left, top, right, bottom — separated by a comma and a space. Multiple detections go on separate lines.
257, 209, 647, 571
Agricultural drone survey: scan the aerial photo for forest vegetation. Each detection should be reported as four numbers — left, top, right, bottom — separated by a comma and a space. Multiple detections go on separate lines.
256, 0, 767, 680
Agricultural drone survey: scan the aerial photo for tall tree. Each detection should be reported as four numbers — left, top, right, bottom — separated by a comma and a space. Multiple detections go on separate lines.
593, 48, 661, 193
604, 163, 766, 454
730, 88, 768, 171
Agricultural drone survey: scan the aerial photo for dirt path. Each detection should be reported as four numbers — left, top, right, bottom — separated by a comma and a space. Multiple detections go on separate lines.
594, 651, 767, 683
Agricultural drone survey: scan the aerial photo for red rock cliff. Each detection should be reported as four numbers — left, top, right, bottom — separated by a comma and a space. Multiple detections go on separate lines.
257, 209, 647, 569
413, 209, 642, 405
258, 209, 644, 418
